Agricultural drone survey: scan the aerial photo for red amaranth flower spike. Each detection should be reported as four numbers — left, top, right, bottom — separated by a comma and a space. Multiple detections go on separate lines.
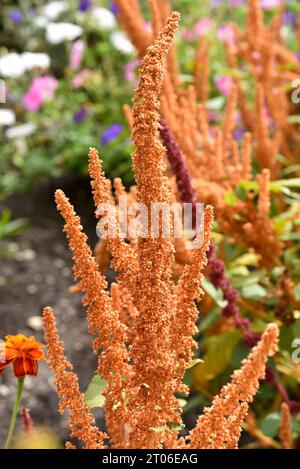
22, 407, 35, 434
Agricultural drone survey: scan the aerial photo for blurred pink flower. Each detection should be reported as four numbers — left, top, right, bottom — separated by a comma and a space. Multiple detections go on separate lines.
143, 21, 152, 33
208, 111, 221, 123
23, 76, 58, 112
217, 24, 235, 46
71, 68, 92, 88
261, 0, 280, 8
69, 40, 85, 70
229, 0, 245, 6
124, 59, 139, 83
194, 18, 212, 37
182, 29, 194, 41
215, 75, 233, 96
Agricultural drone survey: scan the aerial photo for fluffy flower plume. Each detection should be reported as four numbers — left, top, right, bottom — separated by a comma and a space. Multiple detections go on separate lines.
54, 189, 131, 447
43, 307, 107, 449
187, 323, 279, 449
279, 402, 292, 449
43, 5, 288, 450
127, 12, 182, 449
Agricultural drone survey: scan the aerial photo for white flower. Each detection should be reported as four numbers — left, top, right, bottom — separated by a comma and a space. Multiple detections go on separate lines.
46, 22, 83, 44
0, 52, 50, 78
111, 32, 134, 54
92, 7, 116, 31
22, 52, 50, 71
43, 1, 68, 20
6, 122, 36, 139
33, 16, 49, 28
0, 109, 16, 126
0, 53, 26, 78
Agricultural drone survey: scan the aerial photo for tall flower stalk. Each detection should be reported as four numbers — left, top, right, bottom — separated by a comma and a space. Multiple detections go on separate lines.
42, 11, 280, 449
4, 377, 25, 449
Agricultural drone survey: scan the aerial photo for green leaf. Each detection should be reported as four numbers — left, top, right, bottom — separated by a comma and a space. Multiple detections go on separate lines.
282, 164, 300, 176
259, 412, 280, 438
238, 180, 258, 192
234, 185, 247, 201
227, 266, 249, 278
294, 283, 300, 301
206, 96, 225, 111
280, 232, 300, 241
149, 426, 165, 433
0, 210, 28, 240
84, 375, 106, 409
275, 178, 300, 188
232, 270, 266, 289
288, 115, 300, 124
177, 398, 187, 408
168, 423, 185, 432
241, 284, 267, 299
186, 358, 204, 369
198, 306, 220, 333
193, 331, 241, 385
271, 266, 286, 281
182, 394, 207, 415
224, 191, 238, 206
201, 279, 227, 308
230, 253, 260, 268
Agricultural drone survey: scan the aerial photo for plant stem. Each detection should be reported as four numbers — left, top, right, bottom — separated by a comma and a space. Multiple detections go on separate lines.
4, 377, 25, 449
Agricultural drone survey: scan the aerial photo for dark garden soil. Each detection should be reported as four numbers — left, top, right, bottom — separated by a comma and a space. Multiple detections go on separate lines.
0, 176, 108, 447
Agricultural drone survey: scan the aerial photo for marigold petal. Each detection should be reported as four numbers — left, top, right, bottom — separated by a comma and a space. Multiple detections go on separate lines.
13, 357, 37, 377
13, 356, 26, 377
0, 359, 13, 375
26, 348, 45, 361
25, 358, 38, 376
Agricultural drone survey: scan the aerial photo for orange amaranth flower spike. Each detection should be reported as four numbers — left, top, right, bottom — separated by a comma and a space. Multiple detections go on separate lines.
279, 402, 292, 449
187, 323, 279, 449
0, 334, 44, 378
43, 306, 107, 449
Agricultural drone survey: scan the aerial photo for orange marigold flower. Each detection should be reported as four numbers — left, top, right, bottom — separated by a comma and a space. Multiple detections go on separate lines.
0, 334, 44, 378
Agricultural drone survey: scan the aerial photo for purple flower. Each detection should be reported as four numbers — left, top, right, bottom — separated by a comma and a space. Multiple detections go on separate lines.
9, 9, 23, 24
211, 0, 222, 7
233, 127, 245, 139
283, 12, 296, 26
101, 123, 122, 145
79, 0, 91, 12
110, 2, 119, 15
73, 108, 87, 123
